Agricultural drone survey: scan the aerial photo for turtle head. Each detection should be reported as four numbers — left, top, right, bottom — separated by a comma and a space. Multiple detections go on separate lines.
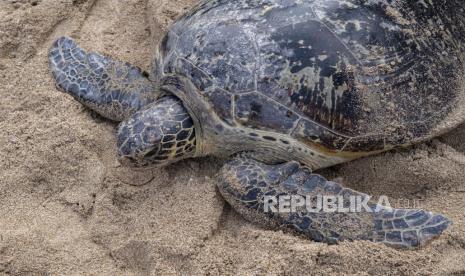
117, 96, 197, 167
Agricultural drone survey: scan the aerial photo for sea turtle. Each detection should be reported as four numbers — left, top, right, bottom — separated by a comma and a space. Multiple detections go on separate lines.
48, 0, 465, 248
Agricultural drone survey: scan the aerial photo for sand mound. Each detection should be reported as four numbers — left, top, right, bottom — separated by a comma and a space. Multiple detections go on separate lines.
0, 0, 464, 275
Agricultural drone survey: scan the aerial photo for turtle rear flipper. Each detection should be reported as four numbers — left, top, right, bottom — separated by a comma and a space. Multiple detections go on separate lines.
49, 37, 160, 121
372, 209, 451, 248
218, 155, 452, 249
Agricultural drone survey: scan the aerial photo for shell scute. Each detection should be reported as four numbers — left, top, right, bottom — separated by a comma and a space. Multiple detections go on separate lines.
235, 93, 299, 134
204, 88, 235, 126
291, 119, 349, 152
174, 20, 257, 93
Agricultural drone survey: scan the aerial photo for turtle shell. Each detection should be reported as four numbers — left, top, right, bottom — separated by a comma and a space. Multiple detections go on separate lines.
157, 0, 465, 153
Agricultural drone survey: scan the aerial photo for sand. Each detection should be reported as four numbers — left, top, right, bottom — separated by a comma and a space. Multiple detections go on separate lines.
0, 0, 464, 275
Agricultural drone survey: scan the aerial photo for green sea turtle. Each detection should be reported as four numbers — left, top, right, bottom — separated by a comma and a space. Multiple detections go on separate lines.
48, 0, 464, 248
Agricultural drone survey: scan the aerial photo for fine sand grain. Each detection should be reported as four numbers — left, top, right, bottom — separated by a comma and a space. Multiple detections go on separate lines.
0, 0, 464, 275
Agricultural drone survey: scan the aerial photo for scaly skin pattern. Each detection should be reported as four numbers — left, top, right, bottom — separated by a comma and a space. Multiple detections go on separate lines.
117, 97, 196, 166
218, 155, 452, 249
159, 0, 465, 155
49, 37, 159, 122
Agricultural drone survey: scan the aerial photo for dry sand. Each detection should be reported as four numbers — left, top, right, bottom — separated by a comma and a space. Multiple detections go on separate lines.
0, 0, 464, 275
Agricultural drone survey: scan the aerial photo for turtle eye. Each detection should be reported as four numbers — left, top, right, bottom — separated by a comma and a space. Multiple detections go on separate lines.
144, 147, 160, 159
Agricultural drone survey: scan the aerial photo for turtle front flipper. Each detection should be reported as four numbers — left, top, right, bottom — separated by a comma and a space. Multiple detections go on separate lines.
49, 37, 160, 121
218, 155, 451, 249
